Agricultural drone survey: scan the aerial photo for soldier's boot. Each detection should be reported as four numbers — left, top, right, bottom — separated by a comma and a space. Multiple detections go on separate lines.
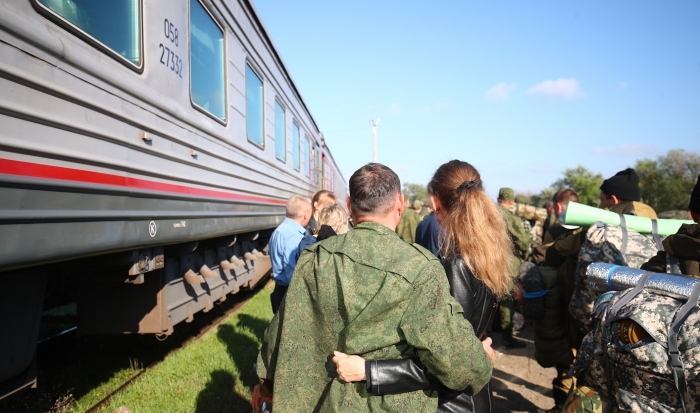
501, 328, 526, 349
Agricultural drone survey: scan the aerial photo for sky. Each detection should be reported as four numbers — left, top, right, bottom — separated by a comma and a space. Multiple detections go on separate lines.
252, 0, 699, 199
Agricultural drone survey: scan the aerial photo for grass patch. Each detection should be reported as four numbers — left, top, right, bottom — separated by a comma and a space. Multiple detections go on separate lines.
0, 282, 273, 413
94, 282, 273, 413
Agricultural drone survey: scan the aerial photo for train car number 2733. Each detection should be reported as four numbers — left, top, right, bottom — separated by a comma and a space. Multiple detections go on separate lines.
159, 18, 183, 78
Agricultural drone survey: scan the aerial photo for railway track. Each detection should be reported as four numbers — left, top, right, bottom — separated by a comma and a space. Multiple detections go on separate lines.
0, 278, 270, 413
83, 284, 262, 413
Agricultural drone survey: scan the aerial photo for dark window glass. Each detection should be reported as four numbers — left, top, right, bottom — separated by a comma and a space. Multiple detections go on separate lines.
246, 64, 264, 146
275, 101, 286, 161
190, 0, 226, 120
37, 0, 141, 66
293, 123, 300, 170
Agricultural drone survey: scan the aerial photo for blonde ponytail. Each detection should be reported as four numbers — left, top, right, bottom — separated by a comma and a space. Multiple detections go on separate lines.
430, 161, 514, 298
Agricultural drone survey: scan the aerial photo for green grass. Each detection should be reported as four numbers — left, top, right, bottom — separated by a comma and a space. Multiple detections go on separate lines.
93, 282, 274, 413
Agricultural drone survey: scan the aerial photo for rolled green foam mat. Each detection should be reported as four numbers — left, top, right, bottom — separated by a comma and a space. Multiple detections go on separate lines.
562, 202, 693, 236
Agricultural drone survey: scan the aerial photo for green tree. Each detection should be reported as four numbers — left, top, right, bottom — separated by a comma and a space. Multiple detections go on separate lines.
636, 149, 700, 212
552, 166, 604, 206
531, 187, 557, 208
402, 182, 428, 204
514, 193, 531, 205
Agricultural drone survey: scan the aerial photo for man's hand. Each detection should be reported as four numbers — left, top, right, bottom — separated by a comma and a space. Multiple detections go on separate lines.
332, 351, 366, 382
482, 337, 496, 362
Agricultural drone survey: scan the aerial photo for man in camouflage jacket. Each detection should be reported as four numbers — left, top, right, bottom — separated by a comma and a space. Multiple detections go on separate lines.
641, 173, 700, 277
256, 163, 493, 412
395, 198, 421, 243
599, 168, 657, 219
498, 188, 532, 261
495, 188, 530, 348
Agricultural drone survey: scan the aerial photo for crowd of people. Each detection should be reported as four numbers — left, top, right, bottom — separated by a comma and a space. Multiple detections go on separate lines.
252, 160, 700, 413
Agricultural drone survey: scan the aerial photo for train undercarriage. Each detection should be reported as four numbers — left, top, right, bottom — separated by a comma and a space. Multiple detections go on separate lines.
0, 229, 273, 400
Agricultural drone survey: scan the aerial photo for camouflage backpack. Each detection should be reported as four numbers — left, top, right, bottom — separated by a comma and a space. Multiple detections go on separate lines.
569, 218, 663, 336
572, 274, 700, 412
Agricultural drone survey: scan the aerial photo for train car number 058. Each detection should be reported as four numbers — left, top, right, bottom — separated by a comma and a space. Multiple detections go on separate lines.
159, 18, 183, 78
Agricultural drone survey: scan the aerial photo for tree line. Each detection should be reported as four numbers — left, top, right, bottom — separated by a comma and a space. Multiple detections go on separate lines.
402, 149, 700, 214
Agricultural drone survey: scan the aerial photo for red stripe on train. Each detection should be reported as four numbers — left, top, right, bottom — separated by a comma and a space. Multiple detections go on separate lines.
0, 158, 286, 205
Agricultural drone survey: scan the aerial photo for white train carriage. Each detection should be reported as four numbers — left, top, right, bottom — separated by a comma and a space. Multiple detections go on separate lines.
0, 0, 346, 399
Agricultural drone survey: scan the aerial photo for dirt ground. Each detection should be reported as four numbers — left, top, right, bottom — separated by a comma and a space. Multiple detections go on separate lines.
490, 321, 558, 413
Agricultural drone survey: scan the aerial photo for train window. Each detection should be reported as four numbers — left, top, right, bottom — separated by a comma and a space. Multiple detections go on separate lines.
190, 0, 226, 122
302, 135, 310, 177
275, 100, 286, 161
246, 64, 264, 147
292, 123, 300, 171
313, 143, 320, 186
35, 0, 142, 69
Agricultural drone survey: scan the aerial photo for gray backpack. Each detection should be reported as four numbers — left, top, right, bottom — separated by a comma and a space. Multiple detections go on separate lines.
569, 218, 663, 336
573, 274, 700, 412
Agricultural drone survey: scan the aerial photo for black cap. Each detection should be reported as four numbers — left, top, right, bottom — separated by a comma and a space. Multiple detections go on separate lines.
689, 174, 700, 214
600, 168, 641, 201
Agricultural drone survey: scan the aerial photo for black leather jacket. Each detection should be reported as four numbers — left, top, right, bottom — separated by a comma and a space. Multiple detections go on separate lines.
365, 257, 498, 413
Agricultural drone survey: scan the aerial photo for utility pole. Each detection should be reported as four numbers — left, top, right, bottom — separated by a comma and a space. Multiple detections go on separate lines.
369, 118, 380, 163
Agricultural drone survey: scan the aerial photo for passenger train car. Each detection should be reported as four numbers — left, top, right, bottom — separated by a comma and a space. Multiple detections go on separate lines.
0, 0, 346, 398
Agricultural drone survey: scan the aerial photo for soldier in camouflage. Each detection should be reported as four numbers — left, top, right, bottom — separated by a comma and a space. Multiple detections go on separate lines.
535, 189, 582, 413
641, 173, 700, 277
508, 202, 547, 248
497, 188, 530, 349
415, 199, 430, 219
256, 163, 493, 412
396, 198, 422, 242
498, 188, 532, 261
599, 168, 658, 219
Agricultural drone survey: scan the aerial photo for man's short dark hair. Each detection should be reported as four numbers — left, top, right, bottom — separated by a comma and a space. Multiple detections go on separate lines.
554, 188, 579, 207
349, 163, 400, 217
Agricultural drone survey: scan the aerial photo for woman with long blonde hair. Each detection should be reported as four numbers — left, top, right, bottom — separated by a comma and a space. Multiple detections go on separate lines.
332, 160, 513, 412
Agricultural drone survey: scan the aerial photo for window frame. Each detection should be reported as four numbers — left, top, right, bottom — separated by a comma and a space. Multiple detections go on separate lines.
274, 99, 287, 162
292, 121, 301, 171
245, 61, 265, 149
302, 134, 311, 178
188, 0, 228, 125
32, 0, 144, 72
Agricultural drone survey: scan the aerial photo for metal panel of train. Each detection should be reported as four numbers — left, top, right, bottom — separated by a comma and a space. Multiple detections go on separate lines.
0, 0, 346, 399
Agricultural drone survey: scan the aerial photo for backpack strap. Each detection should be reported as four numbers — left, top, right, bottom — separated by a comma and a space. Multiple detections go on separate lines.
604, 271, 653, 331
668, 254, 682, 275
667, 281, 700, 413
618, 214, 629, 254
651, 219, 664, 251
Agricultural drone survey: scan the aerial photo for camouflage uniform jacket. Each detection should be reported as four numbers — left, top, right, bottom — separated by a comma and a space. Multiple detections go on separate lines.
641, 223, 700, 277
543, 212, 558, 235
499, 205, 531, 261
256, 222, 492, 413
608, 201, 658, 219
396, 206, 421, 243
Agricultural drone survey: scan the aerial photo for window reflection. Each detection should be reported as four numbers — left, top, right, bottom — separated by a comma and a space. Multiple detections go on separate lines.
293, 123, 300, 170
38, 0, 141, 66
275, 101, 286, 161
190, 0, 226, 120
302, 136, 310, 177
246, 64, 264, 146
